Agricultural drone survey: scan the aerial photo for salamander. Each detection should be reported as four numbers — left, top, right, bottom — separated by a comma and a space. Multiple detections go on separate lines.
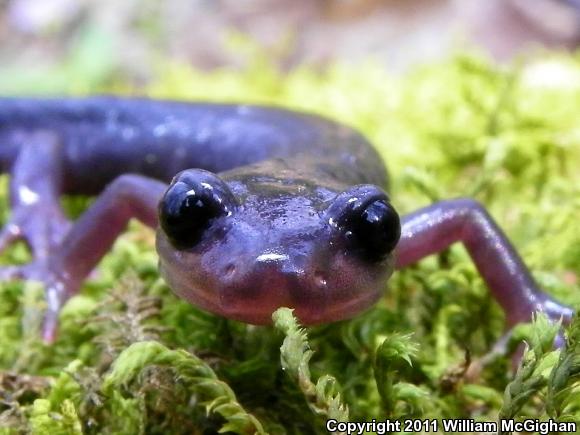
0, 96, 572, 342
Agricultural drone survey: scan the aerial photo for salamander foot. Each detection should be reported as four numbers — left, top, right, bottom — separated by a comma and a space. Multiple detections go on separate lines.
0, 257, 72, 342
0, 267, 55, 342
0, 203, 72, 292
0, 204, 71, 259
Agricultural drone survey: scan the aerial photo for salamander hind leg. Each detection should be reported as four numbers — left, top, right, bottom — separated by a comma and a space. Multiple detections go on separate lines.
1, 136, 167, 341
0, 131, 71, 282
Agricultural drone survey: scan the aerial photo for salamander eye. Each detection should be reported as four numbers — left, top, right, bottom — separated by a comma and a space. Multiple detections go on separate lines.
347, 199, 400, 261
159, 169, 237, 249
326, 185, 401, 261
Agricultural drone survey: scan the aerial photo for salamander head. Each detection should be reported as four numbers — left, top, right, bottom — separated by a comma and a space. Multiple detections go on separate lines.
156, 168, 401, 325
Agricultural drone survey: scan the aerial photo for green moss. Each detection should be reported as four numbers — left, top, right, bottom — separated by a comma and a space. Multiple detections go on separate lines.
2, 51, 580, 433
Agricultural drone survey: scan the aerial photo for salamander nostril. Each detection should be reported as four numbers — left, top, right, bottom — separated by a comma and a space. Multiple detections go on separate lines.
314, 271, 328, 289
224, 263, 236, 278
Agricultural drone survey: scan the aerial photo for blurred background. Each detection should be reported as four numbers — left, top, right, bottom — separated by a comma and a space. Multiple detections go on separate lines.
1, 0, 580, 93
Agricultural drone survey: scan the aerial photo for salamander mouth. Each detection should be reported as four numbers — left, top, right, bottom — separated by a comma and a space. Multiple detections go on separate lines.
161, 261, 385, 324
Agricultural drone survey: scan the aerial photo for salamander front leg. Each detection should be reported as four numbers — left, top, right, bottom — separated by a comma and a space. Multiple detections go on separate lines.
0, 131, 70, 276
395, 198, 573, 328
10, 174, 166, 342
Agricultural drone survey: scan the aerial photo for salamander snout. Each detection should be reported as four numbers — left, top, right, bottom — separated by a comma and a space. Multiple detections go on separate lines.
157, 169, 401, 325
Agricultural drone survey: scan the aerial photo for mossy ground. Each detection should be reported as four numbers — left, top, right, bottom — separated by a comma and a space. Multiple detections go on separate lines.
1, 50, 580, 433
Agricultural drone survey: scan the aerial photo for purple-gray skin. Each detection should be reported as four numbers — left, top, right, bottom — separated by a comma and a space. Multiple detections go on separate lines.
0, 97, 573, 342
